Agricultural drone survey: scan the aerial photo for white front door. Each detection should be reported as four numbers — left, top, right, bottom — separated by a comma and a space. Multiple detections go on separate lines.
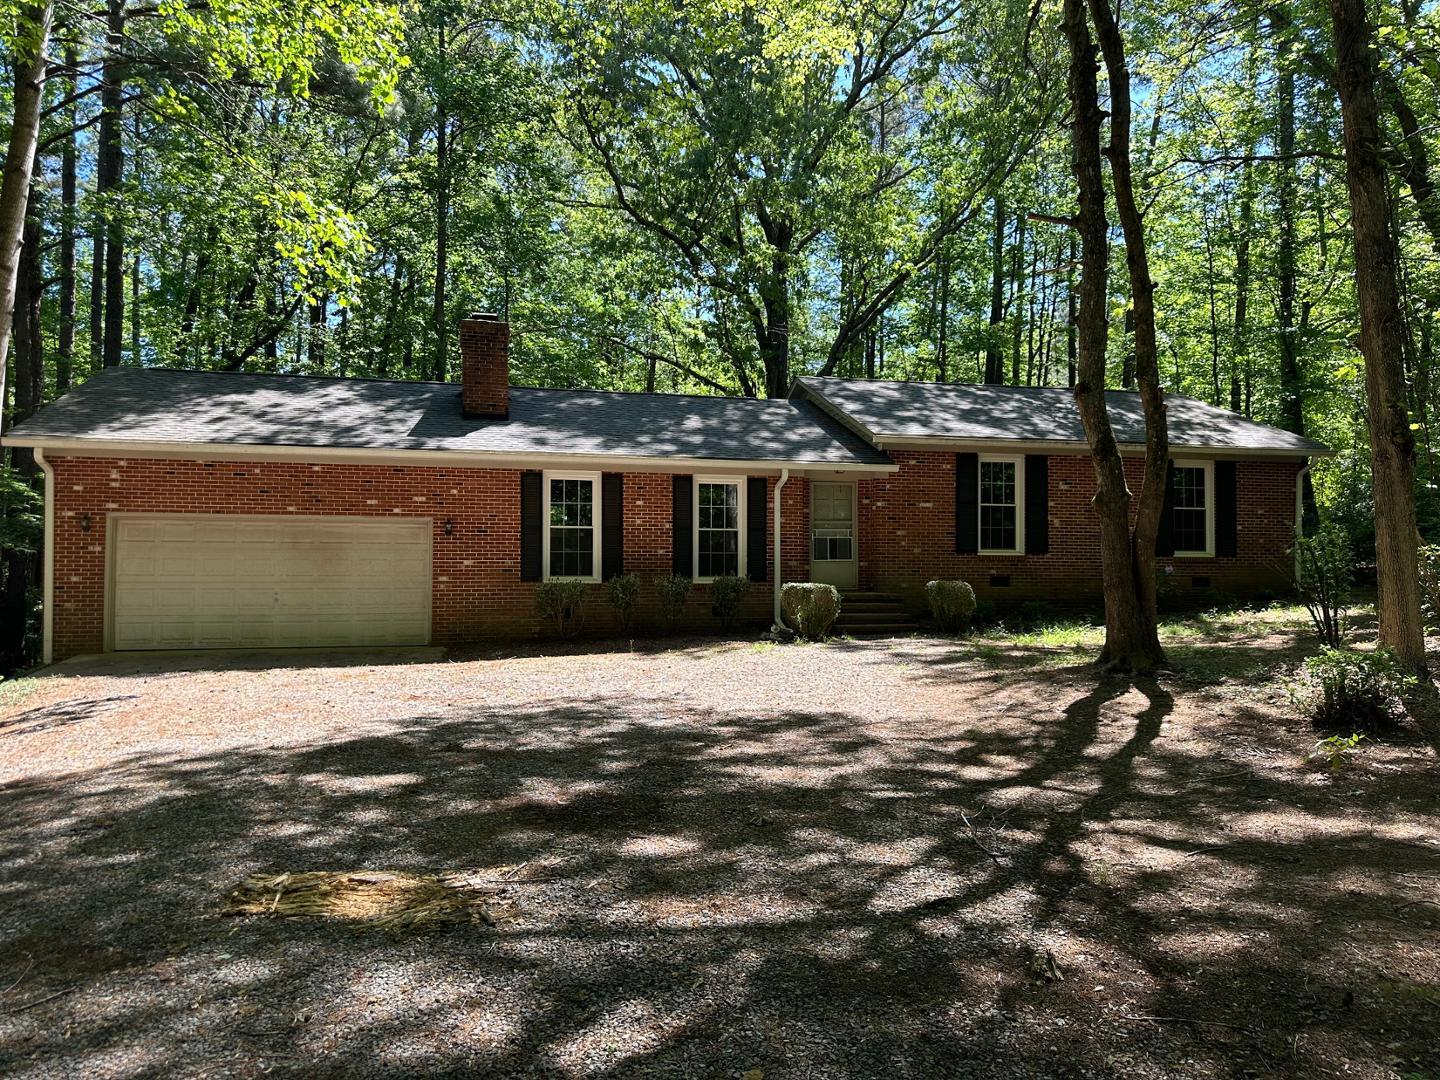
810, 482, 858, 590
109, 515, 432, 650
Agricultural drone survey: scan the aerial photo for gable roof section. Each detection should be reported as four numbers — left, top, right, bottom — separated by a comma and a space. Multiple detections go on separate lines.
794, 376, 1329, 456
3, 367, 893, 470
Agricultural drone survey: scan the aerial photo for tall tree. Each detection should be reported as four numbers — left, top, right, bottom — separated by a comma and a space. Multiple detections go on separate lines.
1329, 0, 1427, 673
0, 0, 53, 401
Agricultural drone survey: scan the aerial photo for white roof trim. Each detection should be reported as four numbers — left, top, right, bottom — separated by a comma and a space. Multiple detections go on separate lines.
2, 435, 900, 475
875, 435, 1329, 459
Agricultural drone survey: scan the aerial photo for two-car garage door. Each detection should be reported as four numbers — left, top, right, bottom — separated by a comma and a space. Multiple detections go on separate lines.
110, 515, 432, 651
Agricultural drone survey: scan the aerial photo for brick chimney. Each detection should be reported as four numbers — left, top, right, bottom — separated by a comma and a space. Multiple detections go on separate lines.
459, 313, 509, 419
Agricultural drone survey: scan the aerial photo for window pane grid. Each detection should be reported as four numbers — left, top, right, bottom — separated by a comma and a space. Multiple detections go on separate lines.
548, 477, 595, 578
698, 482, 740, 578
1172, 466, 1208, 553
979, 460, 1018, 551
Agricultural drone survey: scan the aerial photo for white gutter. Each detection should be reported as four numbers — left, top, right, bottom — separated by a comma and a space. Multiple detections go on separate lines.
875, 435, 1333, 460
34, 448, 53, 666
0, 435, 898, 476
773, 468, 790, 631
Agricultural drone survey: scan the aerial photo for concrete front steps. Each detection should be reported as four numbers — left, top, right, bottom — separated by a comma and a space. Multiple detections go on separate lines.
834, 591, 921, 636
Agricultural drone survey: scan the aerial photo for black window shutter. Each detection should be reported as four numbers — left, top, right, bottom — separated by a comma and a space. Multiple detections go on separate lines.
746, 477, 768, 582
1024, 455, 1049, 555
672, 474, 693, 576
520, 470, 543, 581
1155, 460, 1176, 557
1215, 460, 1238, 557
602, 472, 624, 579
955, 452, 979, 554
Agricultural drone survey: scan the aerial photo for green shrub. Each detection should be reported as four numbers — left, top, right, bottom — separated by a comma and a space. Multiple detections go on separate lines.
534, 579, 588, 639
655, 574, 693, 631
1290, 522, 1353, 647
606, 573, 641, 635
710, 574, 750, 631
781, 582, 841, 640
1418, 544, 1440, 631
925, 579, 976, 634
1289, 647, 1414, 734
1310, 733, 1366, 774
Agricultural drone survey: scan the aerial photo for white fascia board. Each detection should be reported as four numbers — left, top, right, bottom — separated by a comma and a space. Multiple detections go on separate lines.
874, 434, 1330, 459
2, 435, 900, 475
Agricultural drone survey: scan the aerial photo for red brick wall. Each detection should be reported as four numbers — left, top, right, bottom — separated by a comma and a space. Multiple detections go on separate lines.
45, 450, 1302, 658
857, 451, 1301, 610
45, 457, 796, 659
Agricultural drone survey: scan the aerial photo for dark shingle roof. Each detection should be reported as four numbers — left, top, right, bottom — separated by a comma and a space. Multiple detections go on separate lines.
4, 367, 892, 467
796, 377, 1329, 455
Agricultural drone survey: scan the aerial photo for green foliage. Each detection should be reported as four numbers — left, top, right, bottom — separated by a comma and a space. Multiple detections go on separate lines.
1309, 732, 1366, 775
781, 583, 841, 640
925, 579, 976, 634
1418, 545, 1440, 630
1289, 648, 1414, 734
1291, 523, 1354, 648
655, 575, 693, 632
534, 579, 588, 639
0, 467, 42, 554
709, 575, 750, 632
605, 572, 640, 635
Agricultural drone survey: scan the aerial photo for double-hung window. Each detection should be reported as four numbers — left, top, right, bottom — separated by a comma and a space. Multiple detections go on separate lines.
695, 478, 743, 579
1171, 461, 1214, 556
544, 473, 600, 580
978, 455, 1025, 554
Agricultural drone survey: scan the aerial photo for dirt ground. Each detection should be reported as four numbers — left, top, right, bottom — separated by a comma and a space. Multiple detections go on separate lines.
0, 610, 1436, 1079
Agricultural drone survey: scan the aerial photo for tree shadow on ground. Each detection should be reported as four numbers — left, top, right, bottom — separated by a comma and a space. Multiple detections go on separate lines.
0, 642, 1436, 1078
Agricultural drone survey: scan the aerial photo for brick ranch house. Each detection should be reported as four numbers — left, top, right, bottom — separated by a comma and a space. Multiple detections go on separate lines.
3, 314, 1328, 662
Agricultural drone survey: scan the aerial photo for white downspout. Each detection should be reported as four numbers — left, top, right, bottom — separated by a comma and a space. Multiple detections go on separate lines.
35, 448, 54, 665
1294, 457, 1312, 575
773, 468, 790, 631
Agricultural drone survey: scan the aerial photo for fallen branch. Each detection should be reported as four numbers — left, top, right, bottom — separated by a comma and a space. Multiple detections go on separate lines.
1, 986, 76, 1014
1122, 1013, 1255, 1033
961, 810, 1005, 865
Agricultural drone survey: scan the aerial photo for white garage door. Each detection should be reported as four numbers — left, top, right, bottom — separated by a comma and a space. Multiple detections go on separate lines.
110, 515, 432, 650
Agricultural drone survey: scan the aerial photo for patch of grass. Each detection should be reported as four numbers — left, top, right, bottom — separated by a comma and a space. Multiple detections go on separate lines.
748, 641, 779, 654
0, 676, 41, 713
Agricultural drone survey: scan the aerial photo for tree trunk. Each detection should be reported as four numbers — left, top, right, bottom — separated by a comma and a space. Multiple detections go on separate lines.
308, 295, 328, 370
99, 0, 126, 368
0, 1, 53, 392
1233, 157, 1253, 413
985, 195, 1005, 384
1088, 0, 1169, 668
1066, 231, 1078, 388
1271, 4, 1304, 435
758, 245, 790, 398
56, 44, 77, 392
432, 39, 450, 384
1011, 208, 1025, 385
937, 240, 950, 381
1330, 0, 1427, 674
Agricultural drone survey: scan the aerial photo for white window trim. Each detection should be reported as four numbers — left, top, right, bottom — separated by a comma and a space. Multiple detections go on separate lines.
1171, 458, 1216, 558
977, 454, 1026, 556
542, 470, 602, 582
693, 475, 747, 583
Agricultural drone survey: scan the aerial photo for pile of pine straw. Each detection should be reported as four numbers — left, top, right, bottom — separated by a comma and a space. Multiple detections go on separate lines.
223, 867, 523, 930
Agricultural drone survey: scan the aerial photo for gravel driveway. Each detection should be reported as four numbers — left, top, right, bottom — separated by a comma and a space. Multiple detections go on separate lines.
0, 635, 1435, 1079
